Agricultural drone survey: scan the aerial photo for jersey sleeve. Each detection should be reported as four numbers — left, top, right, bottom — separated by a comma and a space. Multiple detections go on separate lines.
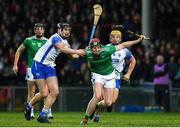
124, 48, 133, 60
83, 47, 89, 59
23, 38, 29, 48
106, 45, 116, 55
52, 36, 62, 45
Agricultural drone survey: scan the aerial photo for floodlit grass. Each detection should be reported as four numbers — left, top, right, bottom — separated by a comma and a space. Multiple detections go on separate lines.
0, 112, 180, 127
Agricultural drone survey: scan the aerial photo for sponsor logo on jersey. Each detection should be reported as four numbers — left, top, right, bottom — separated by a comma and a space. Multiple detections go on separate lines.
112, 59, 120, 62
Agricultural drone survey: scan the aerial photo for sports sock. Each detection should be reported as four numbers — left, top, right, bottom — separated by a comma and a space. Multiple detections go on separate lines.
40, 108, 48, 117
84, 114, 89, 120
25, 103, 32, 110
48, 108, 52, 116
31, 108, 34, 117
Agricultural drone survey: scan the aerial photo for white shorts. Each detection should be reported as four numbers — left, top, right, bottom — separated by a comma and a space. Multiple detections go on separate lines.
91, 70, 116, 88
25, 68, 35, 81
115, 70, 122, 79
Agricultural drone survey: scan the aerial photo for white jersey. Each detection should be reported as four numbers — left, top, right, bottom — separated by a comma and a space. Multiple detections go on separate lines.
111, 47, 133, 79
34, 33, 69, 67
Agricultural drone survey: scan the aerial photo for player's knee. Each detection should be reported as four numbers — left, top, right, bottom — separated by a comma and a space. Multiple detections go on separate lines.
40, 91, 49, 98
105, 100, 113, 107
94, 94, 102, 101
52, 90, 59, 97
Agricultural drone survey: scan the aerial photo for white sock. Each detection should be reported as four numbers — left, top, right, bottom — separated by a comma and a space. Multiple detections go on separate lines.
48, 108, 53, 117
31, 108, 34, 117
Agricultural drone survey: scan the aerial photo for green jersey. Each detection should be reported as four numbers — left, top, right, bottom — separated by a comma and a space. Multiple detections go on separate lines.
84, 45, 116, 75
23, 36, 47, 67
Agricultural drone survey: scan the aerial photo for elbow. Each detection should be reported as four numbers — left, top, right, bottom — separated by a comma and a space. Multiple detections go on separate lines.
130, 57, 136, 65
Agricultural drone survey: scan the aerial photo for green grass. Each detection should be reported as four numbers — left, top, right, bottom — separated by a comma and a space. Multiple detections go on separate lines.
0, 112, 180, 127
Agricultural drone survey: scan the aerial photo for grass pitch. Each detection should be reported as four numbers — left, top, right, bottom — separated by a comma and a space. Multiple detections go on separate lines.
0, 112, 180, 127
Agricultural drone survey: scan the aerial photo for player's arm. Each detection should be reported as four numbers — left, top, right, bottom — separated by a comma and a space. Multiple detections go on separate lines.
62, 43, 83, 59
115, 35, 145, 51
124, 56, 136, 81
52, 36, 85, 56
55, 43, 85, 56
13, 44, 26, 75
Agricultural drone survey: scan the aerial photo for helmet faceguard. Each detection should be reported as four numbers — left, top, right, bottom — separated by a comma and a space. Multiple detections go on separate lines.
34, 23, 45, 30
57, 22, 71, 39
57, 22, 71, 30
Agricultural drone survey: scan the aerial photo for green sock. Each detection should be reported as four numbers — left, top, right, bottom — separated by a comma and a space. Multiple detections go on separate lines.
84, 114, 89, 120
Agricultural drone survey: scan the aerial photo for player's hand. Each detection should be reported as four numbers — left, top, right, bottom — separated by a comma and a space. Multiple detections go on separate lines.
138, 35, 145, 41
75, 49, 85, 57
123, 74, 130, 81
13, 65, 18, 75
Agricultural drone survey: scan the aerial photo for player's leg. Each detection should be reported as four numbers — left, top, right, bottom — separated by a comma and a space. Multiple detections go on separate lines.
37, 66, 58, 123
27, 80, 36, 118
29, 80, 49, 105
91, 86, 114, 123
24, 61, 49, 121
93, 78, 118, 122
93, 90, 105, 122
103, 77, 116, 112
39, 76, 59, 118
103, 87, 114, 112
26, 68, 36, 119
112, 79, 121, 103
81, 82, 103, 124
24, 79, 49, 121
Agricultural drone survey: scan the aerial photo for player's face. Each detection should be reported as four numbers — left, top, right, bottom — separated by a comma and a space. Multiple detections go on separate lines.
34, 27, 45, 38
91, 45, 101, 55
60, 27, 71, 38
156, 55, 164, 64
110, 34, 122, 45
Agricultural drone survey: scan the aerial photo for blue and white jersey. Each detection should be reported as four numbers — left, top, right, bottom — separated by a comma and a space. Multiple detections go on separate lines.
111, 46, 133, 79
34, 33, 69, 67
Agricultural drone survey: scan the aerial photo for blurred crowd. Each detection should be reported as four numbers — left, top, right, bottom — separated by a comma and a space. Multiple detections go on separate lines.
0, 0, 179, 86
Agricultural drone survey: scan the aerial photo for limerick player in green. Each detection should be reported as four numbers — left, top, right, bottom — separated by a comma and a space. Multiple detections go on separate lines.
79, 36, 145, 124
13, 23, 53, 119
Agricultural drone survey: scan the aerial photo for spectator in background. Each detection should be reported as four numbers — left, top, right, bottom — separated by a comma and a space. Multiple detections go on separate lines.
153, 55, 170, 112
168, 56, 178, 80
0, 48, 3, 74
174, 57, 180, 83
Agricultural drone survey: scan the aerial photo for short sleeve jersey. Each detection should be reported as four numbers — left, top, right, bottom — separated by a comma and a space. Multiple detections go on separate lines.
23, 36, 47, 68
111, 48, 133, 72
84, 45, 116, 75
34, 33, 69, 67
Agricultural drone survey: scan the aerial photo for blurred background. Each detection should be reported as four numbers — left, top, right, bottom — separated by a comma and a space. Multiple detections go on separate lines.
0, 0, 179, 112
